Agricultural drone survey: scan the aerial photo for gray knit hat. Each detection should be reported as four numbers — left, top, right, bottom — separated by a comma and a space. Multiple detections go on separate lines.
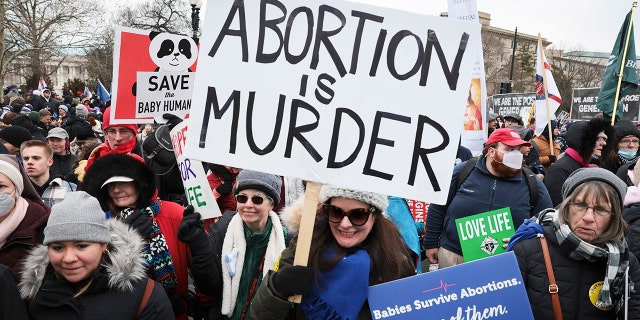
44, 191, 110, 245
319, 185, 389, 213
562, 168, 627, 206
234, 170, 282, 206
75, 105, 89, 117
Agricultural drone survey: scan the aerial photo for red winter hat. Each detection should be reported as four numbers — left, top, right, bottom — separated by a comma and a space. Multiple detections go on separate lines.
486, 128, 532, 147
102, 107, 137, 135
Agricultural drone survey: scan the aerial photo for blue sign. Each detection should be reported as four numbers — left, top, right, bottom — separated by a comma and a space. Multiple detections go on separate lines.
368, 252, 533, 320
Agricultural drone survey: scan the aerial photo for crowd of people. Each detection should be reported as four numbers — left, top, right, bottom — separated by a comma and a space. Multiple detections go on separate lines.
0, 82, 639, 320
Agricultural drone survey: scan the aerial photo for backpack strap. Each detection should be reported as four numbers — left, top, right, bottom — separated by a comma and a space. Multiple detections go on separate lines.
137, 278, 155, 317
456, 157, 479, 189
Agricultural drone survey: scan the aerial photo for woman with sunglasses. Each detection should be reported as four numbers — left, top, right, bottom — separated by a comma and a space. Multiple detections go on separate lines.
249, 185, 416, 319
178, 170, 286, 320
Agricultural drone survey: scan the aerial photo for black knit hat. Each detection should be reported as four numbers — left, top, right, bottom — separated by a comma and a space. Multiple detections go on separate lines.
81, 153, 156, 211
614, 120, 640, 143
0, 126, 32, 149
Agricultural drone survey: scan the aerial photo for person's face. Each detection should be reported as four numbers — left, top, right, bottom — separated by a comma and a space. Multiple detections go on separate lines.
553, 127, 560, 137
488, 120, 497, 130
567, 189, 611, 243
47, 137, 67, 155
520, 145, 531, 157
1, 140, 18, 155
0, 173, 17, 217
235, 189, 274, 232
105, 126, 135, 148
618, 134, 640, 151
487, 143, 523, 177
225, 166, 242, 175
592, 131, 607, 158
107, 181, 138, 209
48, 241, 107, 285
504, 119, 516, 127
143, 124, 153, 133
21, 146, 53, 179
43, 90, 51, 98
58, 108, 66, 117
328, 197, 376, 248
40, 115, 51, 124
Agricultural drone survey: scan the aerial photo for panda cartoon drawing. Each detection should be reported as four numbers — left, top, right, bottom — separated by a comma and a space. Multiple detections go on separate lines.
148, 31, 198, 72
132, 31, 198, 95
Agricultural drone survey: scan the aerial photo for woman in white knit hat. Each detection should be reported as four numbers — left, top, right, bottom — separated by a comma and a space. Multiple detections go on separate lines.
0, 154, 49, 280
250, 185, 416, 319
18, 191, 173, 319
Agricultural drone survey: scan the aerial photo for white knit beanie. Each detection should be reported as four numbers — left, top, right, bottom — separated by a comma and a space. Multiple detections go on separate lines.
319, 185, 388, 213
0, 159, 24, 195
44, 191, 110, 245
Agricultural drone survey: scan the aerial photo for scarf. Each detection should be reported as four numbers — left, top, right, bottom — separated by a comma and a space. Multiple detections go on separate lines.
565, 148, 597, 168
555, 222, 628, 309
120, 200, 178, 290
299, 249, 370, 320
0, 197, 28, 248
509, 210, 628, 309
85, 138, 138, 172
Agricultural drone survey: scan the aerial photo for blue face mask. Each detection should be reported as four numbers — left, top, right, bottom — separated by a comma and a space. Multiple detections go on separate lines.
618, 148, 638, 160
0, 192, 15, 217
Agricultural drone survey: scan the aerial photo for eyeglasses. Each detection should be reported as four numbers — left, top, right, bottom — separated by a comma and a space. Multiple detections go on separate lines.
596, 136, 608, 143
570, 202, 612, 218
105, 128, 133, 137
620, 139, 640, 146
235, 194, 271, 205
323, 204, 375, 226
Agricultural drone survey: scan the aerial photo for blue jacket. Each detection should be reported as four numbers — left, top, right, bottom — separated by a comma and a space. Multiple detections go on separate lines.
423, 156, 553, 255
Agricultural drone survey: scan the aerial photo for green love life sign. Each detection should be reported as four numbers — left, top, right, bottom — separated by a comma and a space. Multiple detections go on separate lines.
455, 207, 515, 262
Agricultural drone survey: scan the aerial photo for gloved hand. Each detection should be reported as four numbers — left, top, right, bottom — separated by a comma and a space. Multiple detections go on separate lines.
163, 113, 183, 131
217, 180, 233, 196
177, 206, 209, 253
271, 265, 313, 298
548, 155, 556, 163
124, 210, 154, 237
168, 292, 186, 316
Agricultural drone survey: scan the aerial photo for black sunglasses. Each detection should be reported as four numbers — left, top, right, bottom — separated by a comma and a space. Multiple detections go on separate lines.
235, 194, 271, 205
323, 204, 375, 226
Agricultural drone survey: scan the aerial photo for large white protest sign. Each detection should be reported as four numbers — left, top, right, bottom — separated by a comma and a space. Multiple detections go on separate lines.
185, 0, 480, 204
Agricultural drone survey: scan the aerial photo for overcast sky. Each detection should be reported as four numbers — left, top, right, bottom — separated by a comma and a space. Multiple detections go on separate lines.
350, 0, 638, 53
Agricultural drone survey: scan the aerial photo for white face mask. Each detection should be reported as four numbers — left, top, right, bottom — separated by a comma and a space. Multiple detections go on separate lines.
0, 191, 16, 217
501, 150, 524, 169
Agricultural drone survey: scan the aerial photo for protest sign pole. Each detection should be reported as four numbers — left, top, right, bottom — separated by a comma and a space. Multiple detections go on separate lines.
288, 181, 321, 304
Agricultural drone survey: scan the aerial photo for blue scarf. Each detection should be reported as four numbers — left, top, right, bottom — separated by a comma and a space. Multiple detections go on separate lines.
300, 249, 370, 320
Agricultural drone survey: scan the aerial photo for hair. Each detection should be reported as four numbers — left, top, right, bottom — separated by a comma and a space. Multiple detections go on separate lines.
558, 180, 627, 244
482, 142, 498, 156
20, 140, 53, 159
307, 202, 415, 286
2, 112, 17, 125
38, 109, 51, 117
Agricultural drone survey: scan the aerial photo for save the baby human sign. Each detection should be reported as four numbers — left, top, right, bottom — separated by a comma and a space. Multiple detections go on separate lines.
184, 0, 480, 204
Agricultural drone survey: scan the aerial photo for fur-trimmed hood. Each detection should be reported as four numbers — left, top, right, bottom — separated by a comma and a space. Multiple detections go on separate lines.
81, 153, 157, 211
280, 197, 306, 235
565, 118, 615, 162
19, 219, 147, 300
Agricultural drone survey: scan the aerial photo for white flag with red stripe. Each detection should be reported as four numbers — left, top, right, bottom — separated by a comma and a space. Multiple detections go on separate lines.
38, 75, 47, 92
534, 43, 562, 136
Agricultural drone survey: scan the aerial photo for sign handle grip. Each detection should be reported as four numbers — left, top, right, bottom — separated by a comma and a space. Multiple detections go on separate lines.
288, 181, 322, 303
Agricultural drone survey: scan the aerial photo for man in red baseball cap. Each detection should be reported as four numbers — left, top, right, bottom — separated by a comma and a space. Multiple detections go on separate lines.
423, 128, 552, 269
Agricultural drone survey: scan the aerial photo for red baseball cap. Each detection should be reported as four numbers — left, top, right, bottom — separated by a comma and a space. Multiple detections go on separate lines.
486, 128, 532, 147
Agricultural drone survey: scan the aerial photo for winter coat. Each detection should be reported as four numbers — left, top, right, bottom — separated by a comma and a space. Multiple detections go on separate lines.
187, 210, 286, 320
533, 134, 561, 172
63, 115, 93, 142
543, 153, 584, 207
0, 264, 28, 320
512, 224, 640, 319
423, 156, 553, 255
0, 197, 50, 280
50, 151, 78, 180
18, 219, 173, 319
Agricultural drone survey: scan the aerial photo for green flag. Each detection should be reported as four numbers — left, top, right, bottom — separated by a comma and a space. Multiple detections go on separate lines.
597, 9, 638, 119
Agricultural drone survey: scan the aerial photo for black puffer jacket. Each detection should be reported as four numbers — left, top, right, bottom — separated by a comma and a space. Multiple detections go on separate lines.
512, 224, 640, 319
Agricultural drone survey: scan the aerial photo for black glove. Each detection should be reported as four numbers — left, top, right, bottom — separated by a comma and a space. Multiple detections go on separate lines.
548, 155, 556, 163
271, 265, 313, 298
124, 210, 154, 237
168, 292, 186, 316
217, 181, 233, 196
177, 206, 209, 253
163, 113, 183, 130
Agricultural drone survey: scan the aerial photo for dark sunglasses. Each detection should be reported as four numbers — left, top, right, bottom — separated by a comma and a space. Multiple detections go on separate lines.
235, 194, 271, 205
323, 204, 375, 226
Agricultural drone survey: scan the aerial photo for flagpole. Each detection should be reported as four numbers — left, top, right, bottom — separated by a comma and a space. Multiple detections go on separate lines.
611, 1, 637, 125
538, 34, 554, 156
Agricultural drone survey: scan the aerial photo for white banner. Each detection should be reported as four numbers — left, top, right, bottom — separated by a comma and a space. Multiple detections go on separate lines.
136, 72, 194, 118
448, 0, 487, 156
184, 0, 480, 204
